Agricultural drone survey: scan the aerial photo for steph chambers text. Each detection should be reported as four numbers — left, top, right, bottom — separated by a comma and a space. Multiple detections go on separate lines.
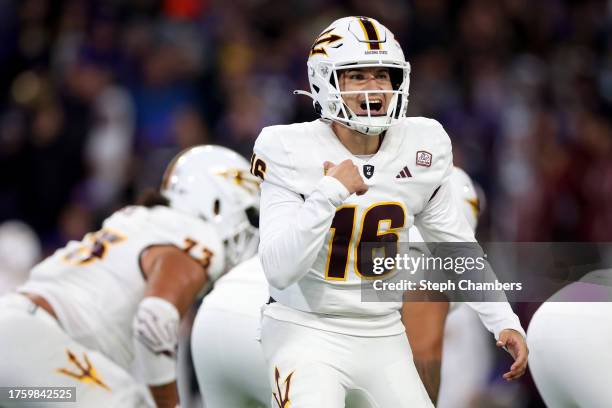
372, 279, 523, 292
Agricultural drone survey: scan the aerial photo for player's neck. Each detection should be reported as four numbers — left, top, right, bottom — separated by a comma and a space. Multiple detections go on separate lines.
332, 122, 381, 155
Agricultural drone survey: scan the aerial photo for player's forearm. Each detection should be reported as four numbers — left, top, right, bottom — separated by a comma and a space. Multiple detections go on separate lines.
466, 301, 526, 339
413, 357, 441, 405
149, 381, 178, 408
260, 177, 349, 289
462, 260, 526, 339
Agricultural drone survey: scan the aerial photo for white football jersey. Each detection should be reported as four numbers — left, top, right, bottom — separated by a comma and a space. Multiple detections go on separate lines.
254, 118, 475, 335
19, 205, 224, 370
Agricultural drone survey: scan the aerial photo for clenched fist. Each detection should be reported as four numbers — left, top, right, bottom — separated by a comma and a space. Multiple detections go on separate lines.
324, 160, 368, 196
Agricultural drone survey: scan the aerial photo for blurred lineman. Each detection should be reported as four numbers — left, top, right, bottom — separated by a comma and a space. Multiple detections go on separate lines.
253, 16, 528, 407
528, 269, 612, 407
191, 256, 269, 408
192, 167, 489, 408
0, 146, 259, 408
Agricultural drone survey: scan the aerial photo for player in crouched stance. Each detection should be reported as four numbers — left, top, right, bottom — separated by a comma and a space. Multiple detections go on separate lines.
253, 16, 528, 407
0, 146, 259, 408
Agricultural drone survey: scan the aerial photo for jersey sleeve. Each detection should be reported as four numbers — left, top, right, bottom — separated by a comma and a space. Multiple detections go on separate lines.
253, 126, 351, 290
413, 123, 475, 243
413, 122, 526, 340
251, 126, 296, 191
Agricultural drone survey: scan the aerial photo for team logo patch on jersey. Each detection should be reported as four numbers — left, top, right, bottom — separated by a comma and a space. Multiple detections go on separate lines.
396, 165, 412, 179
57, 349, 111, 391
363, 164, 375, 179
273, 366, 294, 408
416, 151, 432, 167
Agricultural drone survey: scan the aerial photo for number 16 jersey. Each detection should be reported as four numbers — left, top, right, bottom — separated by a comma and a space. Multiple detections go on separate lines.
254, 118, 476, 336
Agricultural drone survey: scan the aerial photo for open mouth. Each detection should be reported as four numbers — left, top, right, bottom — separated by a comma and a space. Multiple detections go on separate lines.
358, 98, 384, 116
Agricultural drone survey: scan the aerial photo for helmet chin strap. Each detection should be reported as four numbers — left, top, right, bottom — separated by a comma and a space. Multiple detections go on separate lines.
293, 89, 389, 136
352, 116, 388, 136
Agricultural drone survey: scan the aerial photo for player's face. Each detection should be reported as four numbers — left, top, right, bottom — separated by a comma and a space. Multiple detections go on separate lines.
338, 67, 393, 117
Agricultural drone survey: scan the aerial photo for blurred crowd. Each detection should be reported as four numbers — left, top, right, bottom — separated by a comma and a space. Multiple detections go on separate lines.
0, 1, 610, 405
1, 0, 611, 249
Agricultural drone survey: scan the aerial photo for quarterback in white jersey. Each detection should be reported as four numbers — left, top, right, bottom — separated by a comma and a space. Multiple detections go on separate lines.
191, 166, 485, 408
527, 269, 612, 407
0, 146, 259, 408
253, 16, 528, 407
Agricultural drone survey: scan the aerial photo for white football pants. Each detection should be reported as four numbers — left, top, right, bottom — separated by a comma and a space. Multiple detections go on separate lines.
191, 307, 269, 408
528, 302, 612, 407
438, 304, 493, 408
0, 293, 153, 408
260, 314, 433, 408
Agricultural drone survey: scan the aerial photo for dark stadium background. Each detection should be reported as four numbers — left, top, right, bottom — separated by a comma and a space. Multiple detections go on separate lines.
1, 0, 611, 407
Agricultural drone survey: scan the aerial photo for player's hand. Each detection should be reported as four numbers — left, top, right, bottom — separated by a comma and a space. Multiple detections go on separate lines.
497, 329, 529, 381
324, 160, 368, 196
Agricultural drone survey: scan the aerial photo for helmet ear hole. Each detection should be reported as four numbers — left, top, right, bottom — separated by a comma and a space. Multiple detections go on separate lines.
246, 206, 259, 228
213, 199, 221, 216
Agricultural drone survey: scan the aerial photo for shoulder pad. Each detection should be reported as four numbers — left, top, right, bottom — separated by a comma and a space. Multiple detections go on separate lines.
143, 207, 226, 281
252, 126, 295, 190
395, 117, 453, 178
252, 121, 323, 192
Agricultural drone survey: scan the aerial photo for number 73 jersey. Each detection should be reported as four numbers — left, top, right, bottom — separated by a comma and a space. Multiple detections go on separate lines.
254, 118, 475, 332
18, 206, 224, 369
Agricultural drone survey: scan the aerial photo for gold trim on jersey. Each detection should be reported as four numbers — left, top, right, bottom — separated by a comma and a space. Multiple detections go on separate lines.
62, 228, 127, 266
250, 153, 267, 180
181, 237, 214, 269
353, 201, 406, 279
57, 349, 111, 391
324, 204, 357, 281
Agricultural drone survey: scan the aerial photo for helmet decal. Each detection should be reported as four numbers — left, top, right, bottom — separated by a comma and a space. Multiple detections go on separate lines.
356, 17, 381, 50
215, 168, 260, 195
309, 28, 343, 57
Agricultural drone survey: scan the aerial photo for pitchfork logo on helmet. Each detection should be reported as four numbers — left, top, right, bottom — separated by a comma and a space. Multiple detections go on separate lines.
295, 16, 411, 136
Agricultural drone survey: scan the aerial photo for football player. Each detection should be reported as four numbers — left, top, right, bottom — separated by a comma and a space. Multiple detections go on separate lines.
527, 269, 612, 407
0, 146, 260, 408
191, 166, 489, 407
191, 255, 269, 408
252, 16, 528, 407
